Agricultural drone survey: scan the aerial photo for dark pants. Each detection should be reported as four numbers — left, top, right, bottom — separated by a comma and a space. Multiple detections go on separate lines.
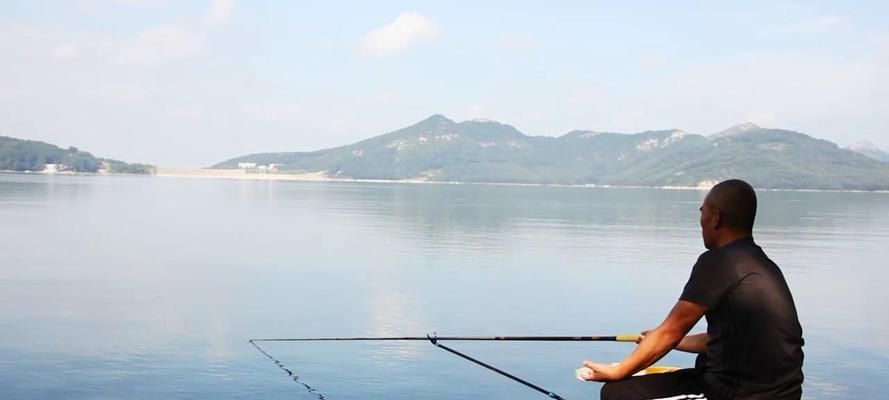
601, 369, 722, 400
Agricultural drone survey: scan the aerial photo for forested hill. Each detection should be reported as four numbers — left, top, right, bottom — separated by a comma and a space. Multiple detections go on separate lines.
0, 135, 155, 174
213, 115, 889, 190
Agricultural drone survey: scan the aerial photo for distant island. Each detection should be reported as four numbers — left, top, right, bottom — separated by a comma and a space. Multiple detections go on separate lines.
212, 115, 889, 191
0, 136, 155, 175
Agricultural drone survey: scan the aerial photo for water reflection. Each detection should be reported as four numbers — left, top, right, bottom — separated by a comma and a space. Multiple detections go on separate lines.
0, 174, 887, 399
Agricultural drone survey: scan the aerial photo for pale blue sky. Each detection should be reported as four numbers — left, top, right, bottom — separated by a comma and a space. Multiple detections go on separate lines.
1, 1, 888, 166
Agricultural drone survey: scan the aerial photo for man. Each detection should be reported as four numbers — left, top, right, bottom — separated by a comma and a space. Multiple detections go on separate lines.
582, 179, 804, 399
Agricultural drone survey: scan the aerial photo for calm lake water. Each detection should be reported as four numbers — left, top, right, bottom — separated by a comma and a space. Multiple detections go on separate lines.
1, 173, 887, 399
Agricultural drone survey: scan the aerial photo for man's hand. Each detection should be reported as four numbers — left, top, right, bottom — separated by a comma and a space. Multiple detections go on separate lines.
578, 300, 706, 380
636, 329, 652, 344
580, 361, 624, 382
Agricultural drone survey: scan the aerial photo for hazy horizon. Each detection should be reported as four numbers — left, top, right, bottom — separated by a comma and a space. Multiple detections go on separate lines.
2, 1, 888, 166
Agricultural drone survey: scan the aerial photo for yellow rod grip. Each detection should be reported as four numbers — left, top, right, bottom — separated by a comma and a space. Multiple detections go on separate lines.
635, 365, 681, 376
615, 335, 639, 342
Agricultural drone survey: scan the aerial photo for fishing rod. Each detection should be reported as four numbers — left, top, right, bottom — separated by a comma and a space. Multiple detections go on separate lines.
427, 334, 566, 399
248, 333, 639, 399
249, 334, 639, 342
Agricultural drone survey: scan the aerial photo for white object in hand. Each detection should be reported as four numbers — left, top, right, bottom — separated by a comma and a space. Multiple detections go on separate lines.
575, 367, 594, 381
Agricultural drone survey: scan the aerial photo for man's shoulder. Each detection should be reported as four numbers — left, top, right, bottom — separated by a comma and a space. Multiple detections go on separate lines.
722, 239, 775, 267
695, 247, 726, 266
692, 242, 756, 277
706, 239, 764, 262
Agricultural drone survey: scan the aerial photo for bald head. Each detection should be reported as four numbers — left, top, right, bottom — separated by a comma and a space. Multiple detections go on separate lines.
706, 179, 757, 233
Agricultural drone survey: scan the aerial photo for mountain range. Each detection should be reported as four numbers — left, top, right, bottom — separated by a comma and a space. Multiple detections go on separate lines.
213, 115, 889, 190
846, 141, 889, 162
0, 135, 154, 174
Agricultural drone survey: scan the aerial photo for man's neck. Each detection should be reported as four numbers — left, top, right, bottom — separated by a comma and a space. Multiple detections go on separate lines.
713, 231, 753, 249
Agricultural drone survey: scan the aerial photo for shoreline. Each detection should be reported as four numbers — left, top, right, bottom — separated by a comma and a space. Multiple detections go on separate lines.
4, 168, 889, 194
154, 168, 889, 193
0, 169, 151, 178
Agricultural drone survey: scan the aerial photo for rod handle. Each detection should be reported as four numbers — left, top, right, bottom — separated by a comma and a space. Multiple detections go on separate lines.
615, 335, 639, 342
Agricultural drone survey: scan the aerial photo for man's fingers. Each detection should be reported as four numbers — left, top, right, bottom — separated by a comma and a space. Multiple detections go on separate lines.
584, 361, 607, 371
581, 362, 614, 382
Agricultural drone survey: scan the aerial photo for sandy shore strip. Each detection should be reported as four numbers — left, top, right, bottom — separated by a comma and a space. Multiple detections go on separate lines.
156, 167, 332, 181
155, 167, 432, 184
148, 168, 889, 193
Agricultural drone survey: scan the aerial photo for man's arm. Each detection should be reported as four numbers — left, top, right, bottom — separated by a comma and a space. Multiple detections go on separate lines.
583, 300, 707, 381
637, 330, 708, 354
675, 332, 708, 353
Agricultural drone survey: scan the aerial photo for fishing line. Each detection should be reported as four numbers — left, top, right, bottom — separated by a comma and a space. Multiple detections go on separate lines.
249, 339, 327, 400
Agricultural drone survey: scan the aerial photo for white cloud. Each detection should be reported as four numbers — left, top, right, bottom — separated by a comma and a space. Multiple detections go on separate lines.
166, 104, 204, 120
495, 34, 537, 54
360, 12, 438, 56
81, 81, 150, 102
756, 15, 852, 36
113, 25, 204, 65
206, 0, 234, 28
110, 0, 169, 6
612, 48, 889, 139
242, 103, 303, 123
374, 90, 399, 103
111, 1, 232, 65
613, 110, 646, 127
52, 43, 79, 60
744, 111, 779, 126
639, 51, 671, 70
465, 104, 489, 118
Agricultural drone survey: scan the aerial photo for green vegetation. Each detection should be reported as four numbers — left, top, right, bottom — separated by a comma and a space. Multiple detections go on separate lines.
213, 115, 889, 190
0, 136, 155, 174
103, 159, 156, 174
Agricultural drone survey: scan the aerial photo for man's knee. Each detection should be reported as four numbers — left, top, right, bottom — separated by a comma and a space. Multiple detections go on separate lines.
600, 381, 627, 400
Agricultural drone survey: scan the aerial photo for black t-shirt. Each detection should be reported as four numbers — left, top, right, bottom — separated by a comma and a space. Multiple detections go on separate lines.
680, 238, 804, 400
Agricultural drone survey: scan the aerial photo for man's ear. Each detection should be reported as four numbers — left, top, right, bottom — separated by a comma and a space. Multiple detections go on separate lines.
712, 208, 722, 229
